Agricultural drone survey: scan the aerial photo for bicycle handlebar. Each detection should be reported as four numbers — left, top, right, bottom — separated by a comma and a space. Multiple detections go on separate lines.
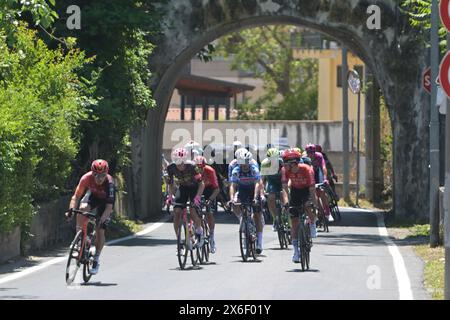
68, 209, 97, 219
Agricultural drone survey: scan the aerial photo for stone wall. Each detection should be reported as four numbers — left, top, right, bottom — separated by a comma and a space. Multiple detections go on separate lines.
28, 195, 75, 252
0, 227, 21, 264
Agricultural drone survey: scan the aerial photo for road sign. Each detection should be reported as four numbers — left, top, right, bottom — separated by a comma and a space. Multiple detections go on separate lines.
423, 67, 432, 94
440, 0, 450, 32
439, 51, 450, 99
347, 70, 361, 94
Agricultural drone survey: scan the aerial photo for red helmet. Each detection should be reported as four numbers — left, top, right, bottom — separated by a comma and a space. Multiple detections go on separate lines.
282, 149, 301, 162
305, 143, 316, 154
194, 155, 207, 168
91, 159, 109, 174
315, 144, 323, 153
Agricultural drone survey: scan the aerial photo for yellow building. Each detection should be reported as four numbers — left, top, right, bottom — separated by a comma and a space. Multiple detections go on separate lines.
294, 48, 366, 151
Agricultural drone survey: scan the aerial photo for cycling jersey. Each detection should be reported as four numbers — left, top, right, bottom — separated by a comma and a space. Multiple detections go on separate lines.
310, 152, 326, 183
167, 161, 202, 187
201, 165, 219, 189
75, 172, 115, 204
260, 157, 283, 193
281, 164, 315, 189
230, 163, 260, 189
228, 158, 258, 179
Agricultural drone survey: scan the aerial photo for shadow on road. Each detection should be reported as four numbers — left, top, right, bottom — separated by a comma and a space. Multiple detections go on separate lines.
286, 268, 320, 273
314, 233, 384, 247
80, 282, 118, 287
108, 237, 177, 247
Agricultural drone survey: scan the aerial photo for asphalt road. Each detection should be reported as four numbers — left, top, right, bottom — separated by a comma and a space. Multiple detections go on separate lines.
0, 208, 430, 300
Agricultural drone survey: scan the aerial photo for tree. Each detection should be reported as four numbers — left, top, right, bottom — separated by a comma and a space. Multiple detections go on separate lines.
216, 25, 318, 120
49, 0, 161, 175
0, 24, 93, 232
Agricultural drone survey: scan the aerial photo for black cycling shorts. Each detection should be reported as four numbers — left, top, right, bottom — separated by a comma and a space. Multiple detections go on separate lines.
174, 184, 198, 209
288, 187, 312, 218
88, 195, 113, 230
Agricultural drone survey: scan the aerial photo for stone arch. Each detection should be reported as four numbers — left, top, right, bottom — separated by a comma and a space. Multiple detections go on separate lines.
131, 1, 429, 221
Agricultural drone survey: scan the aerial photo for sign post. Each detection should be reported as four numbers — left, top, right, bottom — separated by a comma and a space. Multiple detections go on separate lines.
440, 1, 450, 300
348, 70, 362, 207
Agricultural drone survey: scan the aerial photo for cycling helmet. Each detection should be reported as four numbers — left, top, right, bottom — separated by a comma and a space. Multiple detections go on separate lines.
305, 143, 316, 154
266, 148, 280, 158
91, 159, 109, 174
234, 147, 248, 159
233, 140, 243, 151
171, 147, 188, 165
292, 147, 302, 155
236, 149, 253, 164
315, 144, 323, 153
194, 155, 207, 168
282, 149, 301, 163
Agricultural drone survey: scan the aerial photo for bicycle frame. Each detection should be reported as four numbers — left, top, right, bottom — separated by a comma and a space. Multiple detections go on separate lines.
75, 210, 97, 263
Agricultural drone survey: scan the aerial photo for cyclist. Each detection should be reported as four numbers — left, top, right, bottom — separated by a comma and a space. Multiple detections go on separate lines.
194, 155, 220, 253
281, 149, 318, 263
315, 144, 339, 200
228, 147, 259, 181
260, 148, 289, 231
205, 146, 231, 213
67, 159, 115, 275
305, 143, 333, 222
228, 150, 265, 254
167, 148, 206, 247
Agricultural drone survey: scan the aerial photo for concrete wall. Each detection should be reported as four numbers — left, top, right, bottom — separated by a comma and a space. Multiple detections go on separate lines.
163, 120, 354, 153
28, 195, 74, 252
0, 227, 21, 264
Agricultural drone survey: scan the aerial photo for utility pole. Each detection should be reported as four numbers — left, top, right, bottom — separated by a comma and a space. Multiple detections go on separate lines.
342, 46, 350, 201
445, 32, 450, 302
430, 0, 440, 248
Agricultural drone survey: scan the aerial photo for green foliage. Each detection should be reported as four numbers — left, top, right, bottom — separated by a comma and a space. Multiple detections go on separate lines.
401, 0, 447, 53
0, 25, 93, 232
0, 0, 58, 43
216, 26, 318, 120
51, 0, 159, 172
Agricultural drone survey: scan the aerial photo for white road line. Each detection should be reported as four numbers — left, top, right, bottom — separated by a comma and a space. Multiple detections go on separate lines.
374, 212, 414, 300
0, 216, 170, 285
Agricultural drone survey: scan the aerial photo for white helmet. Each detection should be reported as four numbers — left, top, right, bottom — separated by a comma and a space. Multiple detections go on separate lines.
236, 149, 253, 164
233, 140, 243, 150
171, 148, 189, 165
234, 147, 248, 159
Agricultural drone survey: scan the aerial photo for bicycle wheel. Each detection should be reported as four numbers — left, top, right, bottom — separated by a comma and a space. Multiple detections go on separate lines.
239, 217, 250, 262
82, 242, 94, 283
333, 205, 341, 222
298, 224, 307, 271
66, 230, 82, 285
177, 221, 189, 269
201, 218, 210, 263
304, 222, 311, 270
277, 216, 287, 249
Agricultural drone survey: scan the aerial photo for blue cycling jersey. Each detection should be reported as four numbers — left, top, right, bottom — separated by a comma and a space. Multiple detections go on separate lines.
230, 164, 260, 188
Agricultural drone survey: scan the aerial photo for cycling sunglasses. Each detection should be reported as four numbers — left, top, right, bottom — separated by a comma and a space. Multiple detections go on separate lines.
93, 172, 107, 179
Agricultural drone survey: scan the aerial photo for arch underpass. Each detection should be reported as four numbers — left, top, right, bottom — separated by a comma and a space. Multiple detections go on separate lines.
128, 0, 429, 221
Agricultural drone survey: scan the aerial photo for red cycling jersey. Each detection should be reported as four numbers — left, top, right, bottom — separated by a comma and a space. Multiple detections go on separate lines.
202, 165, 219, 189
75, 172, 115, 204
281, 164, 315, 189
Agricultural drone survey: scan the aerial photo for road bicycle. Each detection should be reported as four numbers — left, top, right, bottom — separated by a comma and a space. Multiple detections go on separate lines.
322, 182, 341, 222
315, 183, 330, 233
234, 201, 258, 262
274, 193, 291, 249
290, 205, 313, 271
197, 196, 213, 264
176, 202, 203, 269
65, 209, 98, 285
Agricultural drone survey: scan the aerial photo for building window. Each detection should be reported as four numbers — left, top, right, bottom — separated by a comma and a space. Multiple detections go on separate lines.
337, 65, 364, 88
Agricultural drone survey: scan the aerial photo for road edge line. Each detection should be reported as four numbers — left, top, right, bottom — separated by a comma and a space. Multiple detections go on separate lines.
374, 211, 414, 300
0, 215, 170, 285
